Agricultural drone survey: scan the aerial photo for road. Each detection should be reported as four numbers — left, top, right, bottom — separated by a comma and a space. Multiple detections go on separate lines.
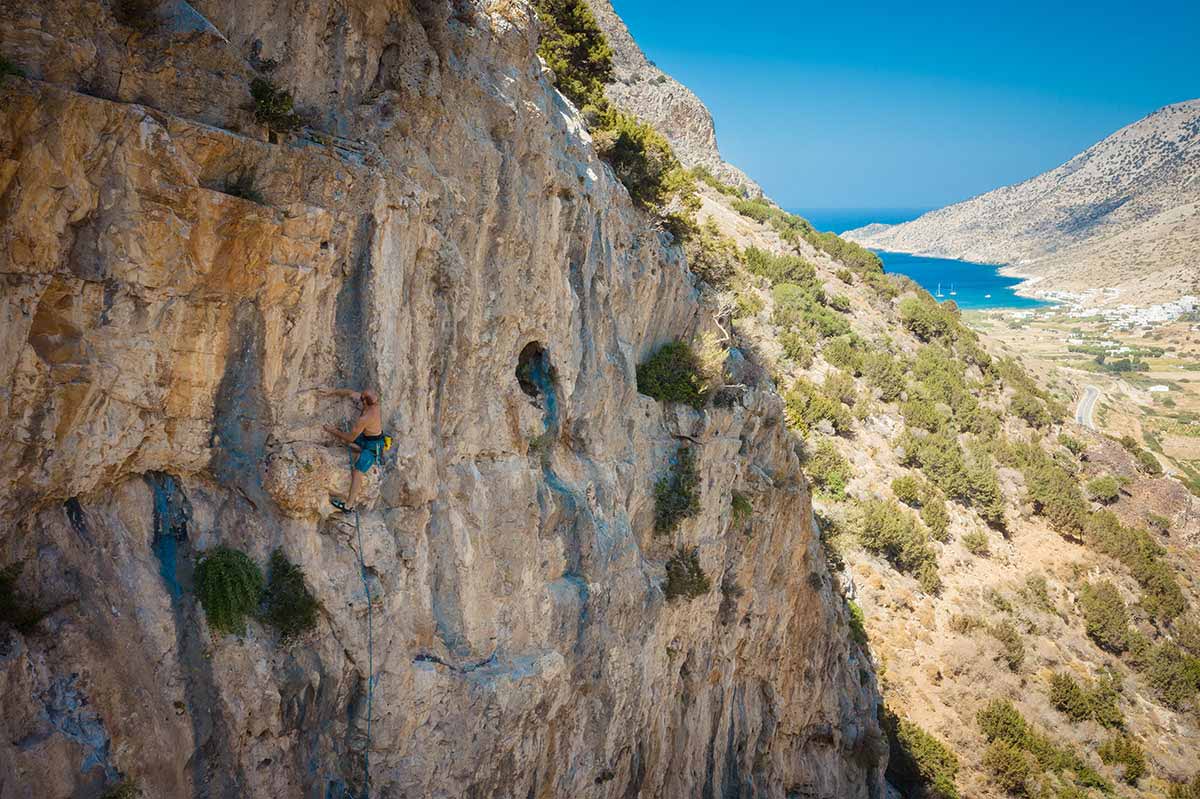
1075, 385, 1101, 430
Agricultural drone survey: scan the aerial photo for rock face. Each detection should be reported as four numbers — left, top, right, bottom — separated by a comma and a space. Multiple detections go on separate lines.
584, 0, 762, 196
844, 100, 1200, 303
0, 2, 881, 798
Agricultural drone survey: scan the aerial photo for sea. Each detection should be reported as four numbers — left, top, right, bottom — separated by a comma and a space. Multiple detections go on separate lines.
793, 208, 1048, 310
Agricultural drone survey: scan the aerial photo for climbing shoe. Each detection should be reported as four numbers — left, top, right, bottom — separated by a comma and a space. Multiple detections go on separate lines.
330, 496, 351, 513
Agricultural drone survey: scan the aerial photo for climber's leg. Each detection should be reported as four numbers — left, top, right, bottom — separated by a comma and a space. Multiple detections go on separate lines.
346, 466, 365, 508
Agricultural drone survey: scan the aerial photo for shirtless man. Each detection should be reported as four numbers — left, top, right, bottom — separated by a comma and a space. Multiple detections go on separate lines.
320, 387, 384, 512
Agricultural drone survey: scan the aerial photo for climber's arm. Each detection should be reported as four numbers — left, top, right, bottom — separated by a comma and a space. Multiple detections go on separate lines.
324, 415, 368, 445
317, 387, 362, 401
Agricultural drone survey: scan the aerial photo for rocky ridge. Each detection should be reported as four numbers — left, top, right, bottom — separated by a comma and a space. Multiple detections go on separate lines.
0, 2, 881, 798
844, 100, 1200, 305
583, 0, 762, 196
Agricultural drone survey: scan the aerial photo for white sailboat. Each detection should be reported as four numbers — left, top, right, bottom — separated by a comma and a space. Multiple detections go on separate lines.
949, 283, 957, 296
936, 282, 944, 298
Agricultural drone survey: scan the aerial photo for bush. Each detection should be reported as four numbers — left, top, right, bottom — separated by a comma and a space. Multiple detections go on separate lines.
1079, 581, 1129, 653
772, 283, 850, 339
1169, 775, 1200, 799
893, 476, 924, 506
1058, 434, 1085, 457
921, 496, 950, 542
533, 0, 613, 110
1097, 735, 1145, 784
0, 561, 45, 634
785, 378, 853, 436
743, 247, 816, 285
899, 297, 955, 342
663, 547, 710, 600
591, 107, 692, 215
824, 370, 857, 406
250, 78, 303, 132
689, 165, 741, 197
1048, 672, 1124, 728
1010, 390, 1051, 428
1085, 511, 1186, 622
977, 700, 1111, 793
881, 708, 961, 799
990, 620, 1025, 671
1133, 449, 1162, 476
194, 547, 264, 635
902, 393, 950, 433
806, 440, 852, 499
685, 219, 740, 289
1178, 617, 1200, 656
779, 330, 814, 368
829, 293, 852, 313
823, 335, 864, 374
949, 614, 985, 634
261, 549, 319, 641
1086, 475, 1120, 504
858, 499, 941, 594
836, 268, 854, 284
654, 447, 702, 536
962, 530, 989, 556
1140, 642, 1200, 710
637, 341, 708, 409
863, 352, 906, 402
848, 600, 868, 646
730, 491, 752, 527
1020, 450, 1090, 539
983, 740, 1032, 795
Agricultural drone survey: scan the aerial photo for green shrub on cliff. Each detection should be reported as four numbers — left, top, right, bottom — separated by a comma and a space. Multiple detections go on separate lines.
664, 547, 710, 600
743, 246, 815, 285
195, 547, 264, 636
637, 340, 708, 409
806, 440, 853, 499
250, 78, 303, 132
654, 447, 702, 536
261, 549, 319, 641
0, 57, 22, 81
533, 0, 613, 110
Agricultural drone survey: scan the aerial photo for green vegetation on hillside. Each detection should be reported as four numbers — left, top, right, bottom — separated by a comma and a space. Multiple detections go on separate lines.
195, 547, 264, 636
535, 0, 697, 234
882, 707, 961, 799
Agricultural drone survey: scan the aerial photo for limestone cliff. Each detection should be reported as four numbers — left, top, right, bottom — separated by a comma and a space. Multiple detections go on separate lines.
583, 0, 761, 197
0, 2, 882, 798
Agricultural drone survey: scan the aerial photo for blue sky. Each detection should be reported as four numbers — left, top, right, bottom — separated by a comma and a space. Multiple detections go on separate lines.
612, 0, 1200, 210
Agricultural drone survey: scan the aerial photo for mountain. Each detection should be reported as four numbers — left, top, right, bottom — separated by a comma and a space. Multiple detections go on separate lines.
584, 0, 762, 196
845, 100, 1200, 304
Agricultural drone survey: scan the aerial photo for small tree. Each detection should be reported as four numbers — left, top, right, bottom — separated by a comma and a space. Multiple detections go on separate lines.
637, 341, 708, 409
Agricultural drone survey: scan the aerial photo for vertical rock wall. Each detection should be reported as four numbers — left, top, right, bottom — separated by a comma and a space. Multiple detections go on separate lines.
0, 2, 882, 797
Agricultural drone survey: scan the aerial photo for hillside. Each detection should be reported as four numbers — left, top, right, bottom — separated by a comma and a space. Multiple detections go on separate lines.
844, 100, 1200, 305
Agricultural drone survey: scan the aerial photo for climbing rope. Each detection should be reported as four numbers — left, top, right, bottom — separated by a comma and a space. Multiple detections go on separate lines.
352, 508, 375, 799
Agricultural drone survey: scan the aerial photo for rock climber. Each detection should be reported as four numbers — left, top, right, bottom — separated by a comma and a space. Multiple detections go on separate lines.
320, 386, 386, 512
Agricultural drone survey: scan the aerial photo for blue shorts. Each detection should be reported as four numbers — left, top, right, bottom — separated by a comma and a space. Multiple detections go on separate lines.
353, 434, 384, 473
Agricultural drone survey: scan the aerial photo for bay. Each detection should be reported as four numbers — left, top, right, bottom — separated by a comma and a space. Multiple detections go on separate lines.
793, 207, 1048, 310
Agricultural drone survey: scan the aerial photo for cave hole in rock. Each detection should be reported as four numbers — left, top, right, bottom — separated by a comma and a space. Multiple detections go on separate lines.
516, 341, 554, 399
